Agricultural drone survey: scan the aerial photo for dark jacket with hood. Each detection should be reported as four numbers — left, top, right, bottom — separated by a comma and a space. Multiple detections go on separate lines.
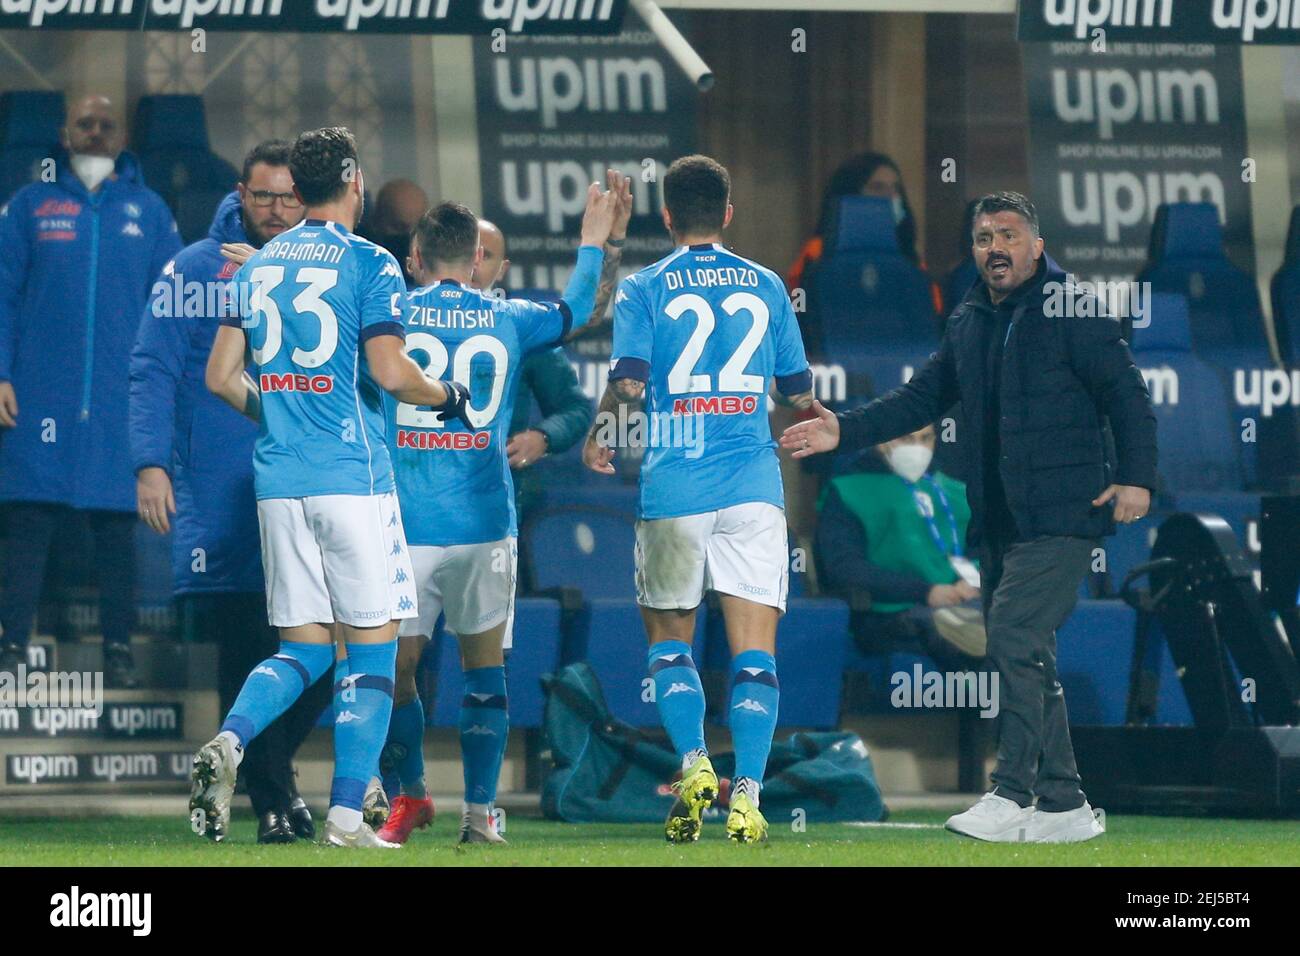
129, 192, 262, 595
837, 254, 1157, 549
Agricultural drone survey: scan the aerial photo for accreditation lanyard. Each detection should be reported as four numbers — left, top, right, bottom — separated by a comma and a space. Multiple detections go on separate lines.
910, 477, 962, 558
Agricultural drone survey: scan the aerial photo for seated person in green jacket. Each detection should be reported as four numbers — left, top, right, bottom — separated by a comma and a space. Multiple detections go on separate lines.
816, 423, 985, 662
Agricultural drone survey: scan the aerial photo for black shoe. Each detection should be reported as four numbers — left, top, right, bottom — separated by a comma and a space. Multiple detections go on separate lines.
104, 645, 140, 689
257, 808, 297, 844
0, 643, 23, 677
287, 797, 315, 840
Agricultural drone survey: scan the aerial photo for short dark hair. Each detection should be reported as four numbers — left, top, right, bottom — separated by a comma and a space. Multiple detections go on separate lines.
971, 191, 1039, 237
416, 201, 480, 267
663, 154, 731, 237
241, 139, 292, 183
289, 127, 358, 207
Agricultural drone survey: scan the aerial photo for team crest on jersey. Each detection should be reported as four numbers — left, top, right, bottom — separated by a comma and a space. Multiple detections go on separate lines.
124, 202, 141, 219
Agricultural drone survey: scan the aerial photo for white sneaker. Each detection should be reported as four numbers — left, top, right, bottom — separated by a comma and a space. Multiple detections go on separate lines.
322, 819, 401, 849
1025, 802, 1105, 843
945, 792, 1035, 842
189, 735, 239, 842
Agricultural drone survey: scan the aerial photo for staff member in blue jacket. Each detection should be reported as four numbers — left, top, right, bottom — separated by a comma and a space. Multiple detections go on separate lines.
0, 94, 181, 688
129, 141, 333, 844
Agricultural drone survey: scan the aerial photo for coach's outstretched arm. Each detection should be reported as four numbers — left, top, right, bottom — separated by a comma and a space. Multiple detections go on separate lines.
780, 335, 959, 458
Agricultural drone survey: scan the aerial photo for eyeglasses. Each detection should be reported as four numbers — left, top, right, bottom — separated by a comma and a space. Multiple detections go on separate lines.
248, 190, 302, 209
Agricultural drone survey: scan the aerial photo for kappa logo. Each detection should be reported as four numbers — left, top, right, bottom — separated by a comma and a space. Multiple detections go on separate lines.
393, 567, 408, 584
732, 698, 770, 715
664, 682, 697, 696
463, 724, 497, 736
335, 710, 362, 724
121, 221, 143, 238
252, 666, 280, 680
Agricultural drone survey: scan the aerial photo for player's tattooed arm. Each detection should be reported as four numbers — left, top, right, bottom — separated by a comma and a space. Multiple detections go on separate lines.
582, 377, 645, 475
568, 169, 633, 342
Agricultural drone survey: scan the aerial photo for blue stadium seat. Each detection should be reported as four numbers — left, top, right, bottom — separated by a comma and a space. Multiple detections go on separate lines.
133, 95, 239, 244
429, 597, 562, 728
1137, 203, 1269, 356
0, 91, 64, 206
1057, 600, 1190, 726
1099, 518, 1161, 597
813, 196, 938, 398
1131, 293, 1246, 492
521, 505, 636, 600
579, 597, 708, 727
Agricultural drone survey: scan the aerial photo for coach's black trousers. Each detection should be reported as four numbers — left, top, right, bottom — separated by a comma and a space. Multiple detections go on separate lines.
979, 534, 1096, 813
0, 502, 134, 650
180, 593, 333, 816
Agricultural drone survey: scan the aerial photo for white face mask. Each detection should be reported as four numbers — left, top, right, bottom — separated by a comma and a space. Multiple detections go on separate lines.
891, 195, 907, 225
887, 443, 933, 484
70, 154, 115, 191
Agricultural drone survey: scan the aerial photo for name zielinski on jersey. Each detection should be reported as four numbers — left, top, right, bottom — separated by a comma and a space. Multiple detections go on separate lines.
407, 304, 498, 329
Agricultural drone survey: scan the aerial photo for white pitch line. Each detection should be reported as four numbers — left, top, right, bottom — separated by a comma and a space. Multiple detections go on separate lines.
843, 821, 946, 829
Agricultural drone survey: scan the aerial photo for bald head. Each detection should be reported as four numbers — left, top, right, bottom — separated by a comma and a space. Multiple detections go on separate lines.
63, 94, 122, 159
373, 179, 429, 235
471, 219, 510, 292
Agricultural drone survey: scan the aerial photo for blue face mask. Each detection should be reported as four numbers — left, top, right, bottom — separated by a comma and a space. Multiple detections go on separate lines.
892, 196, 907, 225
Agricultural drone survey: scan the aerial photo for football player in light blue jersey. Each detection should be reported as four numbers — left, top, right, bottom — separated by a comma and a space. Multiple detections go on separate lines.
192, 127, 471, 850
582, 155, 813, 844
373, 176, 630, 845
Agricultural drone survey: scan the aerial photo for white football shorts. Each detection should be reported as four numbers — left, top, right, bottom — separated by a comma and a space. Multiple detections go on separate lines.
635, 501, 788, 613
398, 537, 517, 650
257, 491, 418, 629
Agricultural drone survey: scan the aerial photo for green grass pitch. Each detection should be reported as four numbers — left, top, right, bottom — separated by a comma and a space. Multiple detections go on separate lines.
1, 811, 1296, 866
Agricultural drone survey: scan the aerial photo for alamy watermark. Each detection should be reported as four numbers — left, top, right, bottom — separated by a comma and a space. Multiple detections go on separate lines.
0, 664, 104, 718
1043, 275, 1151, 329
590, 403, 708, 459
890, 664, 1000, 718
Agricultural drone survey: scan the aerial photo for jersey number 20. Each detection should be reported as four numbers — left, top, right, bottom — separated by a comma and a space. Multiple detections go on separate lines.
397, 332, 507, 430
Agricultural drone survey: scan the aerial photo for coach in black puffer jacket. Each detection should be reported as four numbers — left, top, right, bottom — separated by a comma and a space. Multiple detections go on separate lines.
836, 243, 1156, 550
783, 191, 1156, 843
